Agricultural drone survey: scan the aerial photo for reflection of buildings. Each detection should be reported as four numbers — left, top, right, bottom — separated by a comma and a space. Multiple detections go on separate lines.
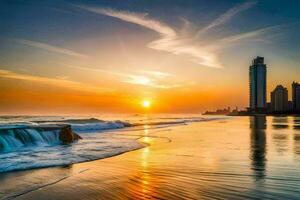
293, 117, 300, 130
272, 117, 289, 153
271, 85, 289, 112
272, 117, 289, 129
250, 115, 266, 129
293, 117, 300, 157
249, 116, 267, 180
249, 57, 267, 113
294, 134, 300, 155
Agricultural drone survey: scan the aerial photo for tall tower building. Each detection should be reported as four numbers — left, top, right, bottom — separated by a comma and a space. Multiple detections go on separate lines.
292, 82, 300, 112
249, 56, 267, 113
271, 85, 288, 112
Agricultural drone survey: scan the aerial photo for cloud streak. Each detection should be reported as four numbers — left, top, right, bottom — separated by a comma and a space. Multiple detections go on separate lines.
139, 70, 171, 78
63, 63, 177, 89
219, 24, 285, 43
208, 23, 289, 50
75, 2, 283, 69
0, 69, 110, 93
15, 39, 88, 58
122, 74, 179, 89
76, 5, 222, 68
196, 1, 256, 36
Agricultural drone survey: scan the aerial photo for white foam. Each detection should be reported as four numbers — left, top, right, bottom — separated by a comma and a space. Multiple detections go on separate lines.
70, 120, 131, 132
0, 115, 224, 173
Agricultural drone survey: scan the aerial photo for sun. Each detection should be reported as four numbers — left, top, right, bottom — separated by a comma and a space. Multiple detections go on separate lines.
142, 100, 151, 108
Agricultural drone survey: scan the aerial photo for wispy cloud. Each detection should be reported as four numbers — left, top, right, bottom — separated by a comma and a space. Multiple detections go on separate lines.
15, 39, 88, 58
122, 74, 179, 89
74, 2, 279, 69
63, 63, 177, 89
209, 24, 288, 50
0, 69, 110, 93
76, 5, 222, 68
139, 70, 171, 78
196, 1, 257, 37
88, 8, 177, 38
219, 24, 284, 43
122, 74, 152, 85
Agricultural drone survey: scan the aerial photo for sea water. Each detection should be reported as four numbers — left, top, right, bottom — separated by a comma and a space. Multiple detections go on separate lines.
0, 114, 217, 173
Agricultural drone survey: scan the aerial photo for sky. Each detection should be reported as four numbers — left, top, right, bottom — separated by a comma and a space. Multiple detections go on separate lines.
0, 0, 300, 114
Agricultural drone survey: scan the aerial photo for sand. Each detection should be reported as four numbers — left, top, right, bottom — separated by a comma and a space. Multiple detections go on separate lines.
1, 116, 300, 200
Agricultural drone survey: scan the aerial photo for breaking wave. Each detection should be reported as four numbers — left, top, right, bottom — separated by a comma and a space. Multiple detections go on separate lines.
0, 128, 60, 152
0, 116, 223, 173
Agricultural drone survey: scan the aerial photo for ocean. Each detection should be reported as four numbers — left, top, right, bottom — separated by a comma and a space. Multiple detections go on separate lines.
1, 115, 300, 199
0, 114, 219, 173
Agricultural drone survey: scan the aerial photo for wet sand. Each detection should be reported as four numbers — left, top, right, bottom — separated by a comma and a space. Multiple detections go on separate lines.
1, 116, 300, 199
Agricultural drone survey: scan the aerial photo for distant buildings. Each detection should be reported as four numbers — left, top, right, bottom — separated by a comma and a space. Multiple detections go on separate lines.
202, 107, 231, 115
247, 56, 300, 114
268, 83, 300, 114
249, 56, 267, 113
204, 56, 300, 116
292, 82, 300, 112
270, 85, 288, 112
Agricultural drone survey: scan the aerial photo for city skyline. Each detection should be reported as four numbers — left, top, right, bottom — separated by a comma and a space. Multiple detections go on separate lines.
204, 56, 299, 115
270, 85, 289, 112
248, 56, 299, 114
1, 0, 300, 114
249, 56, 267, 112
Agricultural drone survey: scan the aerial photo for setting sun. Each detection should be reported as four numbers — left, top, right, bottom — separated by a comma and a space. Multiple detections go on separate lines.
142, 100, 151, 108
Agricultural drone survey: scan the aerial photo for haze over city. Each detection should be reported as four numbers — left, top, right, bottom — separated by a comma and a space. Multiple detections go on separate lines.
1, 0, 300, 114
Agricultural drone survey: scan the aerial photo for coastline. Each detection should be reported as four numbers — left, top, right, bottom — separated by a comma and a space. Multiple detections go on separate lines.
0, 146, 146, 200
1, 116, 300, 199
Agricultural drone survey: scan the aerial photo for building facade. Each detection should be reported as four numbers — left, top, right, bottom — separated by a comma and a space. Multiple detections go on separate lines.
249, 56, 267, 112
270, 85, 288, 112
292, 82, 300, 112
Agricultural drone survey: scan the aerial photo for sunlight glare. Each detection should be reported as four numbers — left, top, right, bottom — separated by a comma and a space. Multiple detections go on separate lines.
142, 100, 151, 108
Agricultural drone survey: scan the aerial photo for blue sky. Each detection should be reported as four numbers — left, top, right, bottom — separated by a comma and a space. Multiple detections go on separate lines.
0, 0, 300, 113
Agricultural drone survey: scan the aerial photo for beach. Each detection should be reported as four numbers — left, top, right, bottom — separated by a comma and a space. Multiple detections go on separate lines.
1, 116, 300, 200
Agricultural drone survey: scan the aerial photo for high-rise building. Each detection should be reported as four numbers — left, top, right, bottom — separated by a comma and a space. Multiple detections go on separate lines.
270, 85, 288, 112
292, 82, 300, 112
249, 56, 267, 113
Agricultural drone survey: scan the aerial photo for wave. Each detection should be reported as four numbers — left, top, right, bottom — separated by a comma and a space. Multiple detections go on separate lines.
0, 138, 144, 173
0, 115, 224, 173
57, 117, 219, 132
68, 120, 132, 132
0, 116, 222, 152
0, 127, 61, 152
29, 117, 219, 132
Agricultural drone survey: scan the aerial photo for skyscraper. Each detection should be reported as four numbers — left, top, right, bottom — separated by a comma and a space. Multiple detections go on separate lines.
271, 85, 288, 112
292, 82, 300, 112
249, 56, 267, 113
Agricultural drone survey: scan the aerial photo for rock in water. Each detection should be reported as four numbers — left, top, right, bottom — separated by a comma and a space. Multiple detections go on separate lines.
73, 132, 82, 140
59, 125, 82, 144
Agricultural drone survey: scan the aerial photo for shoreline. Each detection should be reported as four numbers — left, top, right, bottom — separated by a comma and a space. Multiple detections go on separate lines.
0, 116, 211, 174
0, 143, 146, 174
0, 145, 148, 200
0, 127, 152, 174
1, 117, 300, 199
0, 128, 168, 200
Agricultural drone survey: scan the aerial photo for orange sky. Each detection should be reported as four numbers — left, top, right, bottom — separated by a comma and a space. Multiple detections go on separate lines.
1, 1, 300, 114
